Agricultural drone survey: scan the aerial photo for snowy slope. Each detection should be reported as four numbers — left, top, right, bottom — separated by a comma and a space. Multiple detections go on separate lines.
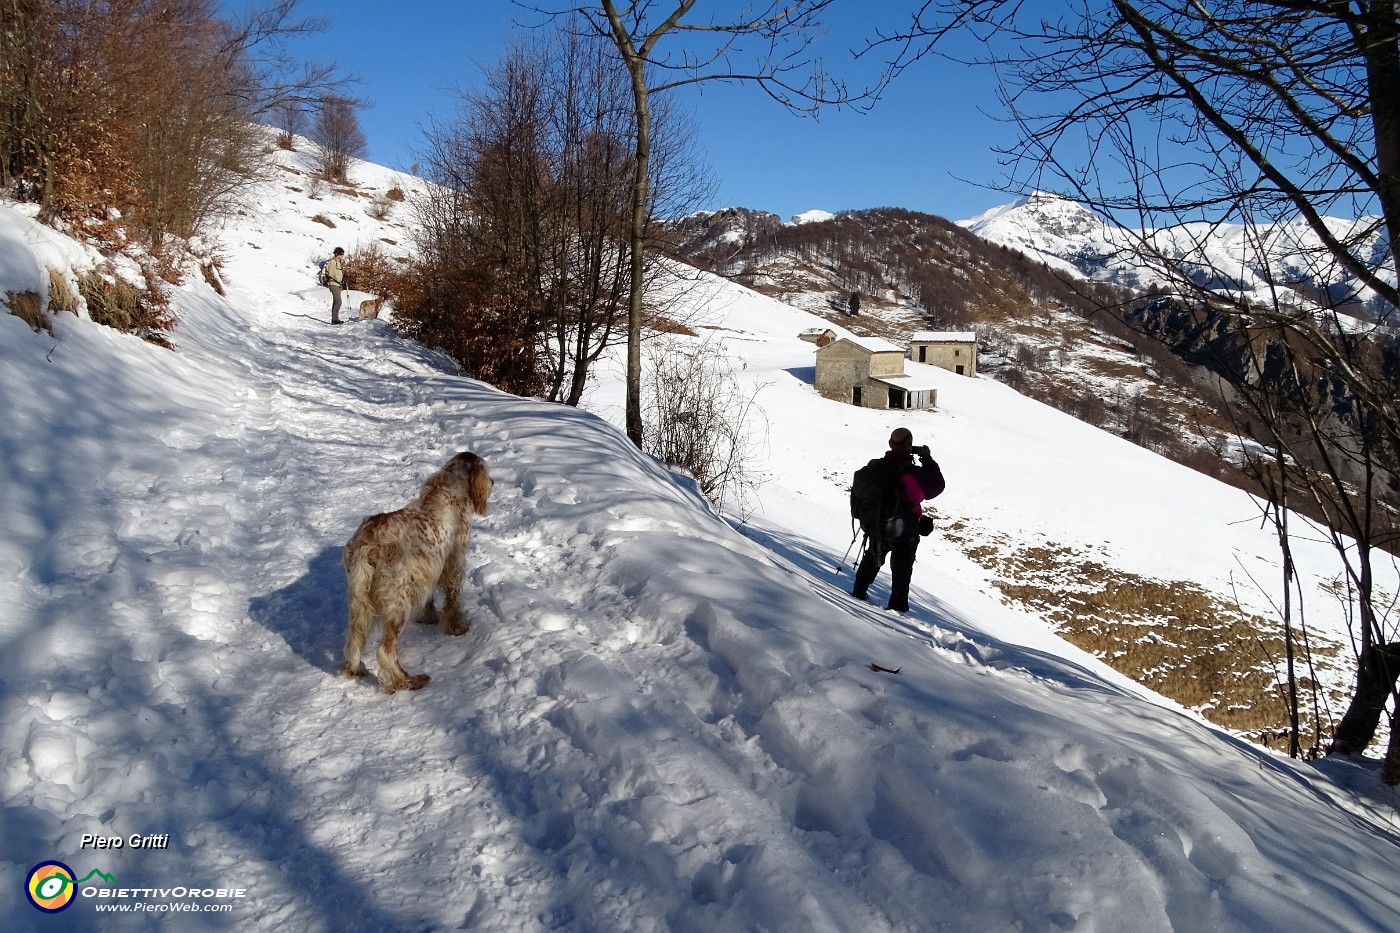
4, 144, 1400, 931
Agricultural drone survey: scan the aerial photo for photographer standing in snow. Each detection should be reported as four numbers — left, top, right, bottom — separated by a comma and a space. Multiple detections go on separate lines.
325, 247, 346, 325
850, 427, 945, 613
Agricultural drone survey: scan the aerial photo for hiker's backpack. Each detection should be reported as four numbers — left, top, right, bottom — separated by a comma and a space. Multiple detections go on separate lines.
851, 458, 908, 541
316, 259, 330, 287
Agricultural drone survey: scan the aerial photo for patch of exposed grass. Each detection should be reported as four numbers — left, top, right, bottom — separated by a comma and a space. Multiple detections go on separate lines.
367, 194, 394, 221
5, 290, 45, 331
77, 268, 177, 348
47, 268, 78, 315
1080, 356, 1152, 382
937, 516, 1344, 752
647, 314, 699, 337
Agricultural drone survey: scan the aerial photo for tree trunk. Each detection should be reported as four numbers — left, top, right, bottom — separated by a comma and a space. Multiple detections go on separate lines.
621, 62, 650, 448
1330, 642, 1400, 763
600, 0, 656, 448
1361, 2, 1400, 270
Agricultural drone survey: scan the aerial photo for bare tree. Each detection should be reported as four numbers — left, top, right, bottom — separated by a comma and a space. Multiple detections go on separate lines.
273, 101, 307, 148
123, 5, 275, 247
527, 0, 864, 447
543, 32, 638, 404
401, 26, 703, 402
313, 94, 367, 183
875, 2, 1397, 371
644, 336, 768, 512
0, 0, 48, 200
881, 1, 1400, 774
219, 0, 347, 119
0, 0, 348, 245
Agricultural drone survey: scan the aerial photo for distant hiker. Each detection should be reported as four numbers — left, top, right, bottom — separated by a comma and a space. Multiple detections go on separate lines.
850, 427, 945, 612
324, 247, 346, 325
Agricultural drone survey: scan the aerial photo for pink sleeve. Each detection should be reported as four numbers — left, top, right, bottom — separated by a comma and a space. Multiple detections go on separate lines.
903, 463, 945, 502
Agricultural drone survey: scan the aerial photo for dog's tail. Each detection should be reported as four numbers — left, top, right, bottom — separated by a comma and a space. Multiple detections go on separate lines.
342, 536, 381, 673
345, 545, 377, 599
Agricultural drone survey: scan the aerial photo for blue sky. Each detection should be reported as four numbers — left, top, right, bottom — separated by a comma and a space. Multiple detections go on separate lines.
243, 1, 1022, 223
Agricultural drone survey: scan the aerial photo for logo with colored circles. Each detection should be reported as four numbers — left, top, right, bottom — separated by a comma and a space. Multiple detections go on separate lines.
26, 861, 78, 912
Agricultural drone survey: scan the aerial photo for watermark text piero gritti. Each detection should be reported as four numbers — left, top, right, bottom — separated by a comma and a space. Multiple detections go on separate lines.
81, 833, 170, 850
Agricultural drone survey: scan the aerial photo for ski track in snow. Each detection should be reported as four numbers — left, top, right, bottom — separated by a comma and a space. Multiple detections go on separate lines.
5, 168, 1400, 931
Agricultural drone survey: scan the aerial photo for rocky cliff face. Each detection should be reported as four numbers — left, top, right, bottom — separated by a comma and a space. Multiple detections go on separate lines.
668, 208, 783, 268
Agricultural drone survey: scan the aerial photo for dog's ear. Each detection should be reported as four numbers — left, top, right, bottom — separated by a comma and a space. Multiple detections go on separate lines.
443, 452, 491, 515
470, 459, 492, 515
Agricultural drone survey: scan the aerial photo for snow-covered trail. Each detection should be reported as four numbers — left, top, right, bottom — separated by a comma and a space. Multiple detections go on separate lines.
6, 196, 1400, 932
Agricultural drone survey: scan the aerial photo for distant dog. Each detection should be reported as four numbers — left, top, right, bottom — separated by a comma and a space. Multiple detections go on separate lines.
358, 297, 384, 320
341, 451, 492, 692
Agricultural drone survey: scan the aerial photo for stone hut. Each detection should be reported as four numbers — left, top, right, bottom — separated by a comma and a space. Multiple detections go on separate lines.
798, 327, 838, 348
814, 336, 938, 410
909, 331, 978, 377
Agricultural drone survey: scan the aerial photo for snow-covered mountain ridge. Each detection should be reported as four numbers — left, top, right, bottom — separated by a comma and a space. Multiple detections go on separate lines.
680, 193, 1392, 322
958, 191, 1394, 319
3, 140, 1400, 930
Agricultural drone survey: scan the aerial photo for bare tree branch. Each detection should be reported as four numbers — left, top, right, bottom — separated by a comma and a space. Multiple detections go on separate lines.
871, 0, 1400, 772
523, 0, 879, 446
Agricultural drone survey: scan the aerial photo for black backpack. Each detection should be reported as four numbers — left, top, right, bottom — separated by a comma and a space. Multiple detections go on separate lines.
850, 458, 909, 541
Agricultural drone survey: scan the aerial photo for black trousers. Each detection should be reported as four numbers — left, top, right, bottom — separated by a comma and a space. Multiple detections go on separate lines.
852, 535, 919, 611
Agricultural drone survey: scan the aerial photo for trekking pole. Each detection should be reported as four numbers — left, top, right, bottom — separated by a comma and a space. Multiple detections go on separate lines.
835, 525, 862, 574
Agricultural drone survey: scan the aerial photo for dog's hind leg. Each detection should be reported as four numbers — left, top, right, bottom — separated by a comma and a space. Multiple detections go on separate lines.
377, 609, 430, 693
341, 615, 371, 678
341, 554, 375, 677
